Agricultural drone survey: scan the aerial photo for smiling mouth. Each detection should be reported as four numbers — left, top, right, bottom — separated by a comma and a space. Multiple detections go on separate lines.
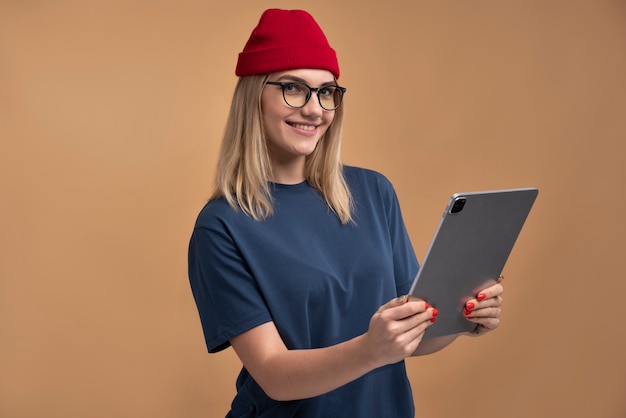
288, 122, 317, 131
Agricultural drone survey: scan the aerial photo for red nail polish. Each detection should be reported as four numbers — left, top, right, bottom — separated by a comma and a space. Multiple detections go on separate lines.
430, 317, 437, 322
424, 302, 429, 309
477, 293, 486, 301
464, 308, 471, 316
466, 302, 475, 310
432, 308, 439, 316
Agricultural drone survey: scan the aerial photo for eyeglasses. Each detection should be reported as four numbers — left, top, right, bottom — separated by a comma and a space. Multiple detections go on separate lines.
265, 81, 347, 111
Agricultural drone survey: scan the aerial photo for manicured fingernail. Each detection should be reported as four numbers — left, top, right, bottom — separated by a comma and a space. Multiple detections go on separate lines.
432, 308, 438, 316
430, 316, 437, 322
464, 308, 472, 316
466, 302, 475, 310
424, 302, 429, 309
477, 293, 486, 301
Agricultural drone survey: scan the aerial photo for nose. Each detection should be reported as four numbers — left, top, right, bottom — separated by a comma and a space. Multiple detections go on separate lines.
300, 91, 324, 116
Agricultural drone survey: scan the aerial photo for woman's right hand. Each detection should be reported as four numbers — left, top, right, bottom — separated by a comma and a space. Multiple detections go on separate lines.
361, 296, 437, 368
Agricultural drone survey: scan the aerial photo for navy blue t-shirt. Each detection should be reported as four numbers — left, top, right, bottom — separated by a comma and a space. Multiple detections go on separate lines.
188, 166, 419, 417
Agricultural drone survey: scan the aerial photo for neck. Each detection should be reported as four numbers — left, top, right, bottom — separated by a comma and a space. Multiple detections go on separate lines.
269, 159, 306, 185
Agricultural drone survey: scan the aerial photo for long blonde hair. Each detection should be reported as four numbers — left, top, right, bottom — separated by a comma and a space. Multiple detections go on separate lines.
210, 75, 353, 224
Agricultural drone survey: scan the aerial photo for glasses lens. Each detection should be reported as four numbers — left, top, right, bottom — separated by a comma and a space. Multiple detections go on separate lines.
318, 86, 343, 110
282, 83, 309, 108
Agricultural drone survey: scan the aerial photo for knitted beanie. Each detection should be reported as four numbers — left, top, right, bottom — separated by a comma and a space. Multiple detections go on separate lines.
235, 9, 340, 79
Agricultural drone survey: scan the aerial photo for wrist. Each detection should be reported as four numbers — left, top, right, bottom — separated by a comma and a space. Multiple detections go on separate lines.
350, 333, 383, 372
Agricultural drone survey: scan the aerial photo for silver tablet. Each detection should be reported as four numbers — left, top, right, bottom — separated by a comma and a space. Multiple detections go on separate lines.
409, 187, 538, 338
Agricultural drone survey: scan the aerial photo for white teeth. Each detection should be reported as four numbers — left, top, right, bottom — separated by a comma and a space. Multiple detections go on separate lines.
291, 123, 316, 131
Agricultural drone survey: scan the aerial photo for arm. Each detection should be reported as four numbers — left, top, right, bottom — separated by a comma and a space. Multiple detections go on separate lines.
230, 297, 437, 401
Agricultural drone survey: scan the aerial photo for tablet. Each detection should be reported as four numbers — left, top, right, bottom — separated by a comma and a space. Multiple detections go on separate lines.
408, 187, 538, 338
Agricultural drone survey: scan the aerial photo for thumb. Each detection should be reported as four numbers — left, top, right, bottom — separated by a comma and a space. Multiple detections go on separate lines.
376, 295, 410, 313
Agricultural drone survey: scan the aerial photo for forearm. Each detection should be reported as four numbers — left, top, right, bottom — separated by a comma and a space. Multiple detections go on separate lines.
262, 331, 451, 400
249, 334, 379, 401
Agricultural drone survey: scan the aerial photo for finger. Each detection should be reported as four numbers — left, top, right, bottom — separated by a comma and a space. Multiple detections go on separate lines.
387, 317, 433, 357
375, 304, 436, 344
376, 295, 409, 313
403, 316, 434, 343
397, 294, 410, 304
464, 293, 502, 311
390, 294, 426, 308
465, 313, 500, 331
466, 306, 501, 319
475, 282, 504, 301
473, 317, 500, 331
473, 295, 503, 309
377, 296, 429, 318
468, 323, 495, 337
399, 308, 438, 338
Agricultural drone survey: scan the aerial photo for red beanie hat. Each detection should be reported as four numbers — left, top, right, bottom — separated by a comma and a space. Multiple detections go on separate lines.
236, 9, 340, 79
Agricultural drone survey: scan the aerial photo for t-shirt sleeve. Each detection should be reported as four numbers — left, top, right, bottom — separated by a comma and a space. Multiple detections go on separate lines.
379, 176, 420, 296
188, 218, 272, 353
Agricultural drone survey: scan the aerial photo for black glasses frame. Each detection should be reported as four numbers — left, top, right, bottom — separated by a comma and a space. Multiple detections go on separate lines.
265, 81, 347, 111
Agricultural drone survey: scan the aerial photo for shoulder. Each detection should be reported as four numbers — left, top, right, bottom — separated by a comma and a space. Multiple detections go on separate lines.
193, 197, 245, 231
343, 165, 396, 195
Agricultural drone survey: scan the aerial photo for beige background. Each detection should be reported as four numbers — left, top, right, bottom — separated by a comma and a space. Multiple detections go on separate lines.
1, 1, 625, 417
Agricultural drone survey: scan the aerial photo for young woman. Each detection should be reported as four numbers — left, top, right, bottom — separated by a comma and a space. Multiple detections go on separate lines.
188, 9, 504, 417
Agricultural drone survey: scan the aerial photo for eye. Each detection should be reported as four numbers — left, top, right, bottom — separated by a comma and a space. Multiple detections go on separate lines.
282, 83, 307, 95
282, 83, 297, 92
318, 86, 335, 97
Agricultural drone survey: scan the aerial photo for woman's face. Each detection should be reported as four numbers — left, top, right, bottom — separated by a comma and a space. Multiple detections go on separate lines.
261, 69, 336, 172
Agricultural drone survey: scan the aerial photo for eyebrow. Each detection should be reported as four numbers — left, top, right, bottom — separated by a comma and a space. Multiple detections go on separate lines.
274, 74, 337, 86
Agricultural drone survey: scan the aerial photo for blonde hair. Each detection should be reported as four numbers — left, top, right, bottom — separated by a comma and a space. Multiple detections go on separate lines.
210, 75, 353, 224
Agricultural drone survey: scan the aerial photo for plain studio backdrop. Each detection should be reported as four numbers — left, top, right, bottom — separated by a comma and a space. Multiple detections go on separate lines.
1, 1, 625, 417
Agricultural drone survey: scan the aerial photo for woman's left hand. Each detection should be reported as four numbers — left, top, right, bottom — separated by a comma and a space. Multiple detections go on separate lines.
463, 276, 504, 337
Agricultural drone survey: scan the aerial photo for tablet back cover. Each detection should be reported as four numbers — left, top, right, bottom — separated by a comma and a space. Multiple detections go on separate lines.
409, 188, 538, 338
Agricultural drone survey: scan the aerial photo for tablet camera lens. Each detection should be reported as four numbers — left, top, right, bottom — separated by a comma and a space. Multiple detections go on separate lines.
450, 198, 466, 214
